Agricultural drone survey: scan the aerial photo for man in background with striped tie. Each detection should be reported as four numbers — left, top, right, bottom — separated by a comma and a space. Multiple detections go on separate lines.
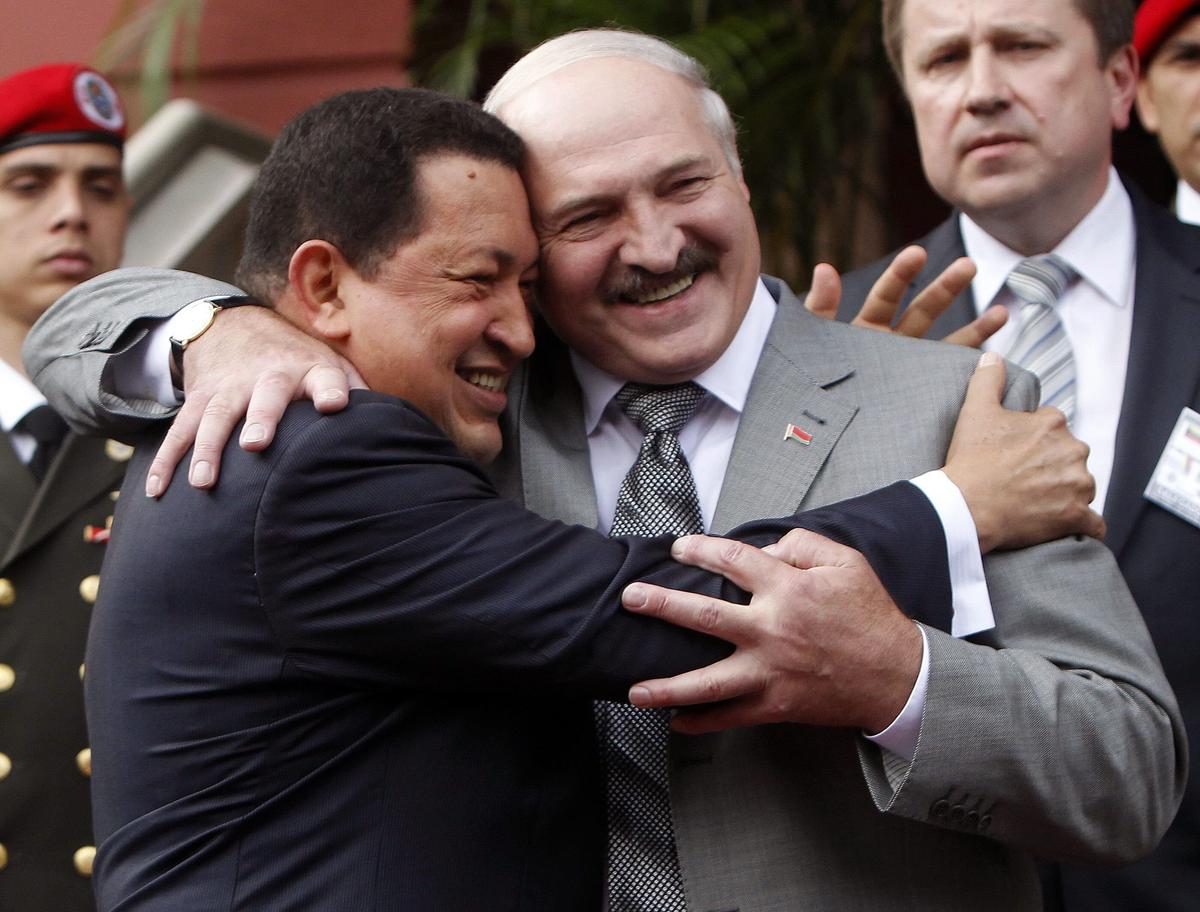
835, 1, 1200, 907
0, 63, 131, 909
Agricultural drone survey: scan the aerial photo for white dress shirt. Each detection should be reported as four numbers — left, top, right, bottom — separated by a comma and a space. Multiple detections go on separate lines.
0, 356, 49, 465
962, 168, 1136, 513
1175, 179, 1200, 227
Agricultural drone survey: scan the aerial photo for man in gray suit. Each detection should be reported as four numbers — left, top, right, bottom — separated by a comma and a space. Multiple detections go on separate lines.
25, 30, 1184, 912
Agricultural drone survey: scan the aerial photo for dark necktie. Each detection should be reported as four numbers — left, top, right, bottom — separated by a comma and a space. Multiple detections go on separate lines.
598, 380, 707, 912
1004, 255, 1078, 423
16, 404, 69, 481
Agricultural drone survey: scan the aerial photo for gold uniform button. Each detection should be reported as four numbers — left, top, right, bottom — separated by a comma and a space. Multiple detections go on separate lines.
76, 748, 92, 777
79, 663, 86, 682
0, 579, 13, 607
74, 845, 96, 876
79, 575, 100, 605
0, 665, 13, 692
104, 439, 133, 462
0, 753, 10, 780
0, 842, 7, 870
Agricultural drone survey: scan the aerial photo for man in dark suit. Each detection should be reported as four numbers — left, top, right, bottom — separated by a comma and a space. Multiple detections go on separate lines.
74, 87, 980, 912
836, 0, 1200, 907
0, 63, 131, 907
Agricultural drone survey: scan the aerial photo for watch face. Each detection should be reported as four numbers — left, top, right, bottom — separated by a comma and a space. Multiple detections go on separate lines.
169, 300, 219, 345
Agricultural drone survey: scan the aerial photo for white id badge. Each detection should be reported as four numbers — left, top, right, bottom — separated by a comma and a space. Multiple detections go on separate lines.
1144, 406, 1200, 529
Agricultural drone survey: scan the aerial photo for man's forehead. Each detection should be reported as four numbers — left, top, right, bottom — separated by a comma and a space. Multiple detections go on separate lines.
904, 0, 1080, 46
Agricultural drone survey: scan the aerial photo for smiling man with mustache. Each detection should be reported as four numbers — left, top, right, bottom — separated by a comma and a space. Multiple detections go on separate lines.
0, 63, 130, 910
836, 0, 1200, 908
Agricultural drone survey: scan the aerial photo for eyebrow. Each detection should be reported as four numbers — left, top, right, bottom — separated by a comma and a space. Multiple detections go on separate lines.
544, 154, 714, 224
1, 162, 124, 181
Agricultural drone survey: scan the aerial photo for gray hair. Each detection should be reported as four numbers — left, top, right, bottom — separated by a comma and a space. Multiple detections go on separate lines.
483, 28, 742, 177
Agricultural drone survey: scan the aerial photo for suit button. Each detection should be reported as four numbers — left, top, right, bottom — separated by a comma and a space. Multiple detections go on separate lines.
949, 805, 965, 825
930, 799, 950, 819
0, 665, 13, 692
0, 579, 13, 606
0, 842, 7, 870
79, 575, 100, 605
0, 753, 10, 780
79, 663, 86, 682
979, 814, 993, 833
105, 440, 133, 463
73, 845, 96, 877
76, 748, 92, 777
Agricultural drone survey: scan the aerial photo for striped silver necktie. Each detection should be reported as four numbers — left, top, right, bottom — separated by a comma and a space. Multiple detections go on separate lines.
597, 381, 706, 912
1004, 254, 1079, 423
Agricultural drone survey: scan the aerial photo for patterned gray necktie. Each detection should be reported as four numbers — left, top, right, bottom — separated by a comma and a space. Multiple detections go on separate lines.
1004, 254, 1079, 423
598, 381, 707, 912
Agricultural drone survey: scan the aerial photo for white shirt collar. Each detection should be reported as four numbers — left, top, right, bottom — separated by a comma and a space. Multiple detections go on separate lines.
0, 357, 47, 434
1176, 179, 1200, 227
960, 167, 1135, 313
570, 278, 777, 433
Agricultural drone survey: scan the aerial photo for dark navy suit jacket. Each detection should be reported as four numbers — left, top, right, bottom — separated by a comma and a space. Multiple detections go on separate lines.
838, 182, 1200, 910
86, 390, 950, 911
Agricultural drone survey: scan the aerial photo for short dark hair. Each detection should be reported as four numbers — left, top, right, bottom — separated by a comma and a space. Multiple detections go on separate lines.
882, 0, 1135, 79
236, 87, 525, 302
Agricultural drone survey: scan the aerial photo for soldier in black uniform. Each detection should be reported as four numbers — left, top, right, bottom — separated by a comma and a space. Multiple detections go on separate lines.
0, 63, 131, 909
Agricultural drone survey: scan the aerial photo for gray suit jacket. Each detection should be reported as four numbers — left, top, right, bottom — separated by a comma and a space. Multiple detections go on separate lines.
24, 270, 1186, 912
494, 278, 1185, 912
838, 184, 1200, 911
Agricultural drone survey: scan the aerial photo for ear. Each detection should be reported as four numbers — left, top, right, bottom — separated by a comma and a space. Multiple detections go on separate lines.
1135, 73, 1162, 134
288, 240, 352, 340
1106, 44, 1139, 132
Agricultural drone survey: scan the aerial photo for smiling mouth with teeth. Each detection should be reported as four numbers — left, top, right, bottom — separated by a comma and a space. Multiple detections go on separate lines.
624, 272, 696, 305
462, 371, 507, 392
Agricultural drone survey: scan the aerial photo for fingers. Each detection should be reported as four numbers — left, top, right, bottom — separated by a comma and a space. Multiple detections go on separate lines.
240, 369, 304, 451
628, 655, 757, 710
302, 363, 353, 416
760, 527, 857, 571
667, 534, 795, 594
622, 580, 756, 643
804, 263, 842, 320
960, 350, 1007, 415
146, 396, 206, 497
188, 390, 248, 489
855, 245, 927, 330
943, 303, 1007, 348
1081, 508, 1107, 541
894, 256, 976, 338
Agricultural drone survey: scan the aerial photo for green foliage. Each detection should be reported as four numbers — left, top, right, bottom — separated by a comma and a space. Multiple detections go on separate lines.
412, 0, 893, 283
94, 0, 207, 121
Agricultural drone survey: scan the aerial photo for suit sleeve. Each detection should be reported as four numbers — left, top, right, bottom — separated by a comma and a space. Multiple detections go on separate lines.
253, 395, 950, 700
22, 268, 247, 436
859, 367, 1188, 864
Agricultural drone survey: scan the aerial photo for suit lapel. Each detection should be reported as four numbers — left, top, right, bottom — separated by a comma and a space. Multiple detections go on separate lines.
712, 279, 857, 533
513, 335, 600, 529
0, 435, 37, 563
1104, 191, 1200, 556
2, 434, 126, 568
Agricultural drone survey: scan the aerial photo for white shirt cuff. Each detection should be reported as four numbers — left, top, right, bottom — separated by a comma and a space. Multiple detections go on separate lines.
909, 470, 994, 638
108, 319, 180, 406
865, 624, 928, 761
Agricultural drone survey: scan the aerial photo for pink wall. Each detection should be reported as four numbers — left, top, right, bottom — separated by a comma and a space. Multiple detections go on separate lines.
2, 0, 412, 136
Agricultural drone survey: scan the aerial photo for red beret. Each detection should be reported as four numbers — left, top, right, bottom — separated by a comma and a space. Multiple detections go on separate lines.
0, 63, 126, 156
1135, 0, 1200, 64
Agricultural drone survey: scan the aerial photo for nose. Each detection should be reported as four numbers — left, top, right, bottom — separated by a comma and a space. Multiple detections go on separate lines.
49, 180, 89, 233
486, 282, 536, 362
619, 199, 684, 274
963, 48, 1011, 116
